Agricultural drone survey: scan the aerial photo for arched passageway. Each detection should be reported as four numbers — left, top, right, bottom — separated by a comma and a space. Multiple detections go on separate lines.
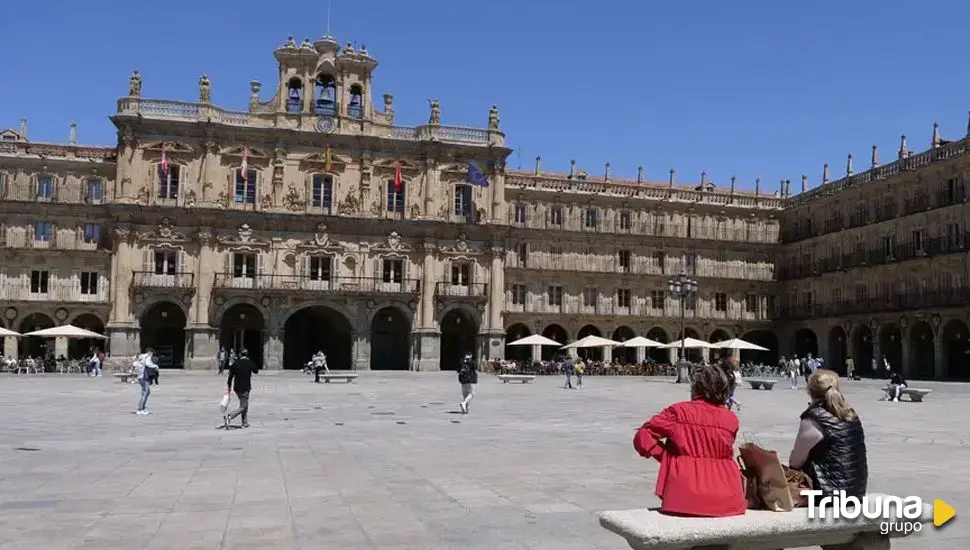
504, 323, 531, 362
19, 313, 55, 359
879, 324, 902, 375
792, 328, 819, 360
740, 330, 778, 365
577, 324, 602, 361
70, 314, 106, 359
941, 320, 970, 380
220, 304, 265, 367
828, 326, 848, 375
370, 307, 410, 370
541, 324, 568, 361
645, 327, 669, 363
440, 309, 479, 371
140, 302, 187, 368
283, 306, 353, 370
708, 329, 731, 361
908, 322, 935, 380
852, 326, 874, 377
612, 326, 636, 364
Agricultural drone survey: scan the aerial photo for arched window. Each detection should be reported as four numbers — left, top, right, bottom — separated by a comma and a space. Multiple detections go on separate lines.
386, 180, 405, 213
348, 84, 363, 118
287, 78, 304, 113
235, 168, 257, 204
158, 164, 180, 199
36, 174, 54, 199
311, 174, 333, 208
315, 74, 336, 115
453, 184, 471, 216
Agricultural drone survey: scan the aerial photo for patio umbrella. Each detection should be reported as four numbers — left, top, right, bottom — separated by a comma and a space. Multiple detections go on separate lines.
0, 327, 21, 337
621, 336, 665, 348
660, 337, 713, 349
562, 335, 621, 349
507, 334, 563, 347
711, 338, 768, 351
22, 324, 107, 339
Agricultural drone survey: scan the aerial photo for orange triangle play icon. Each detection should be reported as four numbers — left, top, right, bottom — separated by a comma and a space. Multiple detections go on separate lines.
934, 499, 956, 527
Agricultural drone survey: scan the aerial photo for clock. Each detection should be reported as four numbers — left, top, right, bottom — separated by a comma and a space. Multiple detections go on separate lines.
316, 117, 335, 133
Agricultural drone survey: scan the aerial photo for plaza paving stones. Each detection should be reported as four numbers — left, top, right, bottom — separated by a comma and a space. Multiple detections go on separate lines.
0, 371, 966, 549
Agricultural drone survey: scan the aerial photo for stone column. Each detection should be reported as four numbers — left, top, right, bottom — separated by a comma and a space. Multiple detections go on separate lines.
193, 230, 217, 326
488, 245, 504, 331
420, 242, 436, 328
414, 241, 442, 371
263, 329, 283, 370
54, 337, 68, 360
423, 160, 437, 218
353, 330, 371, 371
107, 325, 140, 364
531, 344, 541, 362
489, 160, 506, 224
603, 346, 612, 364
186, 326, 219, 370
934, 336, 946, 379
3, 337, 16, 360
635, 347, 645, 363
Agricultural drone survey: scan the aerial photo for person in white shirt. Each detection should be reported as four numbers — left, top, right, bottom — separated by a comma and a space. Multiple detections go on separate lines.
89, 348, 103, 377
312, 351, 330, 383
133, 348, 158, 415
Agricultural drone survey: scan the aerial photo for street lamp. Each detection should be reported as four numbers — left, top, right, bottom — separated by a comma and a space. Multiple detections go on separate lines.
667, 270, 698, 383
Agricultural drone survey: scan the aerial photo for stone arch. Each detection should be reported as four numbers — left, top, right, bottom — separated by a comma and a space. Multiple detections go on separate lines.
139, 301, 187, 368
364, 302, 415, 334
708, 328, 732, 362
828, 326, 848, 375
908, 321, 935, 380
878, 324, 902, 373
612, 325, 636, 364
740, 330, 778, 365
675, 327, 703, 362
941, 319, 970, 380
134, 296, 190, 323
371, 306, 411, 370
577, 324, 603, 361
792, 328, 819, 359
220, 304, 267, 368
504, 322, 531, 362
211, 297, 273, 330
69, 313, 106, 359
645, 327, 669, 363
440, 308, 480, 371
851, 325, 874, 377
283, 305, 354, 371
541, 324, 568, 361
18, 312, 55, 358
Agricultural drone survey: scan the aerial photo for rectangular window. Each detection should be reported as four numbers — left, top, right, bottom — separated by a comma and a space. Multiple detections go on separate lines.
311, 174, 333, 208
686, 217, 693, 238
685, 293, 697, 310
650, 290, 664, 309
654, 251, 666, 274
514, 203, 527, 224
547, 285, 563, 306
947, 222, 962, 249
882, 235, 895, 258
232, 253, 257, 278
549, 205, 563, 226
855, 284, 867, 301
80, 272, 99, 295
154, 251, 177, 275
86, 179, 103, 202
802, 291, 813, 308
454, 184, 472, 216
235, 169, 256, 204
618, 210, 632, 231
617, 288, 631, 308
684, 252, 697, 274
159, 165, 180, 199
30, 270, 50, 294
309, 256, 332, 281
715, 292, 728, 312
582, 287, 597, 307
37, 176, 53, 199
34, 221, 53, 242
584, 208, 598, 229
745, 294, 758, 313
510, 284, 527, 305
386, 181, 405, 213
912, 230, 924, 254
382, 259, 403, 283
0, 173, 5, 196
82, 223, 101, 244
516, 243, 527, 267
451, 262, 471, 286
618, 250, 631, 272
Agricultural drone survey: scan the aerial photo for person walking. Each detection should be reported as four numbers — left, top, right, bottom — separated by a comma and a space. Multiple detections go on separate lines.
89, 347, 103, 377
574, 358, 585, 389
457, 353, 477, 414
133, 348, 158, 415
223, 349, 259, 429
312, 350, 330, 383
217, 347, 227, 375
845, 357, 855, 380
562, 355, 574, 389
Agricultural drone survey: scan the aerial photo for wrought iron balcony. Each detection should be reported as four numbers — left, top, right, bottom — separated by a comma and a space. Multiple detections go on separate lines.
212, 274, 420, 294
0, 282, 111, 303
132, 271, 195, 288
435, 282, 488, 298
776, 288, 970, 320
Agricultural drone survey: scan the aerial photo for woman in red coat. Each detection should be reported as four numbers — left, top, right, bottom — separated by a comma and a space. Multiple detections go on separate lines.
633, 364, 746, 517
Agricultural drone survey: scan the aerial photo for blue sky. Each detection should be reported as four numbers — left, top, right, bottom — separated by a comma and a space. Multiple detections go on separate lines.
2, 0, 968, 191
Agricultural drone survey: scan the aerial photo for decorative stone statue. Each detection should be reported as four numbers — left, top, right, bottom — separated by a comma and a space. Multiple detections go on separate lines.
199, 74, 211, 104
383, 92, 393, 112
129, 70, 142, 97
488, 105, 500, 131
428, 99, 441, 125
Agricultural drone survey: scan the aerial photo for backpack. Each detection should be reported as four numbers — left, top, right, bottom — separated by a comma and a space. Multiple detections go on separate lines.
458, 361, 472, 384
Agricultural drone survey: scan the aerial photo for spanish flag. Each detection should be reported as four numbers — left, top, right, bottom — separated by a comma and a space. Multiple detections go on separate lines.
324, 145, 332, 172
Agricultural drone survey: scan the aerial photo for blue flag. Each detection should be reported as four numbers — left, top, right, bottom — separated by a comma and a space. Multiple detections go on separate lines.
466, 162, 489, 187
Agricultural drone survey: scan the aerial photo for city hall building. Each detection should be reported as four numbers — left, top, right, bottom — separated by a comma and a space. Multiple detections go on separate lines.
1, 35, 968, 380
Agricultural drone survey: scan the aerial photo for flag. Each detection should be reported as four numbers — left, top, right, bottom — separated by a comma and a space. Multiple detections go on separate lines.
240, 148, 249, 174
466, 162, 489, 187
324, 145, 332, 172
160, 143, 168, 175
393, 161, 402, 191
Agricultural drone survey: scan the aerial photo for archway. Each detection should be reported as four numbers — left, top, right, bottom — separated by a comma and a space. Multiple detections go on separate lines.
827, 326, 848, 375
709, 329, 731, 361
18, 313, 55, 359
645, 327, 669, 363
541, 324, 568, 361
283, 306, 353, 370
612, 326, 636, 364
371, 307, 410, 370
941, 320, 970, 380
675, 327, 703, 363
577, 324, 602, 361
441, 309, 479, 371
851, 326, 874, 377
740, 330, 778, 365
878, 324, 902, 375
908, 322, 935, 380
792, 328, 818, 360
220, 304, 266, 368
70, 314, 106, 359
139, 302, 186, 368
504, 323, 531, 362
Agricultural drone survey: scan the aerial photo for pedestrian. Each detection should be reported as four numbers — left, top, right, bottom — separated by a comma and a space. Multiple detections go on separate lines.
217, 347, 227, 375
789, 357, 799, 390
563, 356, 574, 389
457, 352, 477, 414
133, 347, 158, 415
574, 358, 585, 389
845, 357, 855, 380
223, 349, 259, 429
89, 347, 103, 377
312, 350, 329, 383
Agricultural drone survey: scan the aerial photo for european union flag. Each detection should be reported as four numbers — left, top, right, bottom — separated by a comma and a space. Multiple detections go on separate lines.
466, 162, 490, 187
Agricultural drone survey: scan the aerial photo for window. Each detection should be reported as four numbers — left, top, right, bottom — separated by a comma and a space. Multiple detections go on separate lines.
86, 179, 103, 202
618, 210, 632, 231
618, 250, 631, 272
30, 270, 49, 294
158, 165, 180, 199
855, 284, 867, 301
584, 208, 598, 229
549, 205, 563, 226
547, 285, 563, 306
235, 169, 257, 204
617, 288, 631, 308
684, 293, 697, 310
714, 292, 728, 312
946, 222, 963, 249
650, 290, 664, 309
686, 217, 693, 238
0, 173, 5, 196
154, 251, 178, 274
515, 243, 527, 267
582, 287, 597, 307
34, 221, 53, 242
386, 181, 405, 213
311, 174, 333, 208
744, 294, 759, 313
654, 251, 666, 274
684, 252, 697, 274
309, 256, 332, 281
912, 230, 924, 255
882, 235, 895, 258
382, 259, 404, 283
510, 284, 527, 305
801, 291, 813, 308
513, 203, 527, 224
37, 176, 53, 199
550, 245, 563, 256
82, 223, 101, 245
232, 253, 257, 278
80, 272, 99, 295
451, 262, 471, 286
454, 184, 472, 216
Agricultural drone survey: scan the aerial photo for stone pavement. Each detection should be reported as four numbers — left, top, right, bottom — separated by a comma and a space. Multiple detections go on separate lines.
0, 372, 966, 550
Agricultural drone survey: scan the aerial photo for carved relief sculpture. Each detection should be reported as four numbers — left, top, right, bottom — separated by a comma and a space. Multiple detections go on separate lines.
135, 184, 151, 205
337, 189, 360, 215
283, 183, 305, 211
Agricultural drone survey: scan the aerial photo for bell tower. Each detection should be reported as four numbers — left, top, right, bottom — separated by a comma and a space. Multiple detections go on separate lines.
334, 41, 378, 121
273, 37, 320, 113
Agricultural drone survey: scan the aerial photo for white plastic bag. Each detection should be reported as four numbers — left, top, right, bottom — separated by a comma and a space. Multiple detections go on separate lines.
219, 391, 231, 412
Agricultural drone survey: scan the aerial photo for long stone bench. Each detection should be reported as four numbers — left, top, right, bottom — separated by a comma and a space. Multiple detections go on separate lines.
498, 374, 536, 384
745, 378, 777, 390
318, 373, 358, 384
113, 372, 137, 384
881, 387, 932, 402
599, 493, 933, 549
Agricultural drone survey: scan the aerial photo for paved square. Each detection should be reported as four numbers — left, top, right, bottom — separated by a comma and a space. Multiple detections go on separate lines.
0, 372, 966, 549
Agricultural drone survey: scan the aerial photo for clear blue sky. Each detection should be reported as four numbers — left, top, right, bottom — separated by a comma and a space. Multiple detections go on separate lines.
2, 0, 968, 191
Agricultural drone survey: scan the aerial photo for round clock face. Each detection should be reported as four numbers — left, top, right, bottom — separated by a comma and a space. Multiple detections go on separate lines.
317, 117, 335, 133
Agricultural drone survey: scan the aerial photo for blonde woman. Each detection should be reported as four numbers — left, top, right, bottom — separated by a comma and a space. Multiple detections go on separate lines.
788, 370, 868, 497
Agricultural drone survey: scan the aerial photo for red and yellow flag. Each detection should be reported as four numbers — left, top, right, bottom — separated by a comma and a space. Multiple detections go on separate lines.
324, 145, 332, 172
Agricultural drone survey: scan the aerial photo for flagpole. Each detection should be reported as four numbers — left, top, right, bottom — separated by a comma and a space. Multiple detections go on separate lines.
327, 0, 332, 36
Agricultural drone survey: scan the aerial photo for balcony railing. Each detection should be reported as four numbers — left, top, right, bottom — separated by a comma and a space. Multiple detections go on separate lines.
212, 274, 421, 294
0, 180, 108, 204
132, 272, 195, 288
0, 231, 108, 252
506, 255, 775, 282
0, 282, 111, 303
776, 288, 970, 320
503, 299, 771, 321
435, 282, 488, 298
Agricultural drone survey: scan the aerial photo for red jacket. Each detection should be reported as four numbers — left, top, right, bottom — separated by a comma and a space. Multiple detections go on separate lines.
633, 398, 746, 517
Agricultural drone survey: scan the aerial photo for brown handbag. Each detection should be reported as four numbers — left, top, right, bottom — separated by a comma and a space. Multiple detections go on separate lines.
784, 466, 813, 507
737, 443, 795, 512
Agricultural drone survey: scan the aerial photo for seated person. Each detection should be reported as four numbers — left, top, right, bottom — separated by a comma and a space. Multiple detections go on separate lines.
633, 364, 745, 517
887, 370, 907, 402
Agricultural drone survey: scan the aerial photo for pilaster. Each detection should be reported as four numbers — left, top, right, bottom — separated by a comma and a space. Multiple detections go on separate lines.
186, 325, 219, 370
420, 241, 436, 328
423, 159, 437, 219
488, 243, 504, 331
110, 227, 135, 324
352, 330, 371, 371
934, 336, 946, 379
193, 229, 217, 325
263, 329, 283, 370
489, 160, 506, 224
3, 337, 17, 360
107, 323, 140, 359
414, 330, 441, 371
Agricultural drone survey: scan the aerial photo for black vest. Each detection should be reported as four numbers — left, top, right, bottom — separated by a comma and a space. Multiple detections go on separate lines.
800, 405, 868, 497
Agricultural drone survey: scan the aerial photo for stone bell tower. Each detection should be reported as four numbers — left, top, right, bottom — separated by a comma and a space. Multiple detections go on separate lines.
273, 36, 320, 113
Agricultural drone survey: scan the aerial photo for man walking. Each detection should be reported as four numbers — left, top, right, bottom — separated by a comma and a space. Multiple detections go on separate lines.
457, 353, 477, 414
217, 347, 227, 375
133, 347, 157, 415
312, 350, 329, 383
223, 349, 258, 429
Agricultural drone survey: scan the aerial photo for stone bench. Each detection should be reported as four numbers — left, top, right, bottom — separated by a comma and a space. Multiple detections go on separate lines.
745, 378, 777, 390
318, 373, 359, 384
599, 493, 933, 549
498, 374, 536, 384
882, 386, 932, 402
113, 372, 137, 384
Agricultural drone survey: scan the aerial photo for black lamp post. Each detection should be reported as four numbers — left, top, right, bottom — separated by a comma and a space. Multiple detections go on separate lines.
667, 270, 698, 383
